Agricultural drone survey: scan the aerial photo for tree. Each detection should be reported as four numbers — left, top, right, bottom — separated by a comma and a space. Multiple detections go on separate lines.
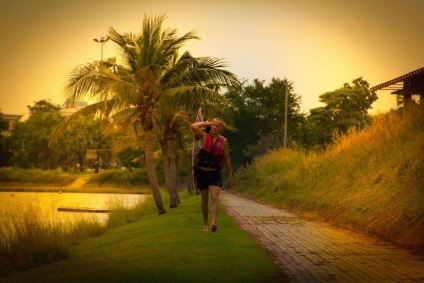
0, 112, 12, 167
10, 102, 64, 169
305, 77, 378, 147
49, 115, 113, 172
8, 100, 111, 170
27, 100, 61, 115
224, 78, 304, 168
54, 15, 238, 214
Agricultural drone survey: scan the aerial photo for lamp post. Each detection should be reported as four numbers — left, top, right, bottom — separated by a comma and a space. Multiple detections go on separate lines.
283, 82, 288, 148
93, 36, 110, 62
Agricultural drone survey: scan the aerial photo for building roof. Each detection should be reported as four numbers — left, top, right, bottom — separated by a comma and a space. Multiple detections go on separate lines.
370, 67, 424, 94
2, 114, 24, 121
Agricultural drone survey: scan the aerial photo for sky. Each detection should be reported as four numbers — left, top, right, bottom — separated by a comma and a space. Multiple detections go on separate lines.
1, 0, 423, 117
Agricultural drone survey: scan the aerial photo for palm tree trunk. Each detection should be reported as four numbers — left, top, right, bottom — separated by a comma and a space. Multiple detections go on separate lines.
161, 141, 174, 207
186, 153, 195, 193
167, 135, 179, 208
144, 127, 166, 215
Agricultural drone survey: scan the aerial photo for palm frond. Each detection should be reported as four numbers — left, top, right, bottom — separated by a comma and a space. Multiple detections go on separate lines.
163, 86, 236, 129
49, 101, 109, 145
108, 27, 140, 71
162, 52, 239, 90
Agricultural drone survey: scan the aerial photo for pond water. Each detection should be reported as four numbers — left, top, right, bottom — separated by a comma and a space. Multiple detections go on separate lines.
0, 192, 145, 230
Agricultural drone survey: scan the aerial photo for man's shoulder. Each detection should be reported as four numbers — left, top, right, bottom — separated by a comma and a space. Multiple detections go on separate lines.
218, 135, 227, 146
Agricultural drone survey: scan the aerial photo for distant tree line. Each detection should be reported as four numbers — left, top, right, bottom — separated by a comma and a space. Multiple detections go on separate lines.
0, 101, 112, 171
0, 76, 377, 171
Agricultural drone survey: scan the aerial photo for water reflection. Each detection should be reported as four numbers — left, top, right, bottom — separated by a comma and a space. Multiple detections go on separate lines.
0, 192, 145, 229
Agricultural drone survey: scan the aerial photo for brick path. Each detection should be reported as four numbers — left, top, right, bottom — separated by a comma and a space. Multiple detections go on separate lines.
220, 191, 424, 283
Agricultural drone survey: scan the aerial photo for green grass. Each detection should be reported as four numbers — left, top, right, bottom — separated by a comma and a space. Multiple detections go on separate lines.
233, 110, 424, 255
0, 191, 286, 282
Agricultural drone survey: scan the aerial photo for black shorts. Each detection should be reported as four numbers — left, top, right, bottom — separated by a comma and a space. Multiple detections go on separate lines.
195, 169, 222, 190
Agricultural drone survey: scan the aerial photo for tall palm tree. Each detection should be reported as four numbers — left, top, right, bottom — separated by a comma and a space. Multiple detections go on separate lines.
54, 15, 238, 214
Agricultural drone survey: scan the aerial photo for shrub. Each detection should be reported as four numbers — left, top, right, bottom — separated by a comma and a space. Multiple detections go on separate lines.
0, 168, 75, 185
87, 168, 149, 187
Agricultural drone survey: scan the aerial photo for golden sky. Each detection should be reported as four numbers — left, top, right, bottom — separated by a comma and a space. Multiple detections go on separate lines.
1, 0, 423, 116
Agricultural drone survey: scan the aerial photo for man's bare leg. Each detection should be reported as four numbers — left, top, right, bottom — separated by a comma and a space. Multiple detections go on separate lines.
210, 186, 220, 231
200, 189, 209, 231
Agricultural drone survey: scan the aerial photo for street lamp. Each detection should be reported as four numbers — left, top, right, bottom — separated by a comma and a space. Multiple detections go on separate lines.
93, 36, 110, 62
283, 82, 289, 148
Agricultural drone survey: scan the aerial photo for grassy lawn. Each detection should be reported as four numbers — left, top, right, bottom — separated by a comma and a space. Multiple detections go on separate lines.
1, 192, 286, 282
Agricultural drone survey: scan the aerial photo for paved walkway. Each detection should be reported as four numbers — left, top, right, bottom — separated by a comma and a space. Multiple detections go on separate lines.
220, 191, 424, 283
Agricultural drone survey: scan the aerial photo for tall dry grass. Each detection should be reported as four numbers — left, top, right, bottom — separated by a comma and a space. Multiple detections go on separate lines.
0, 204, 106, 276
234, 109, 424, 254
0, 193, 153, 277
106, 194, 153, 228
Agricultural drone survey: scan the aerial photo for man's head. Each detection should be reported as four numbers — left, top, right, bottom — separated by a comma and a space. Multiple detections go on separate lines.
210, 118, 224, 135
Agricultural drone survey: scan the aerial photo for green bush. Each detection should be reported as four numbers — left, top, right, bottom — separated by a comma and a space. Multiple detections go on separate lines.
87, 168, 149, 187
0, 168, 75, 185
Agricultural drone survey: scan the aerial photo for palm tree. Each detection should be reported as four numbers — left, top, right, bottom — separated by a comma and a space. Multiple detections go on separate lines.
53, 15, 238, 214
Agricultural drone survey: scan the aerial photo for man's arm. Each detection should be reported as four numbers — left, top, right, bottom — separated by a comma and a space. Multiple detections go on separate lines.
190, 121, 209, 141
